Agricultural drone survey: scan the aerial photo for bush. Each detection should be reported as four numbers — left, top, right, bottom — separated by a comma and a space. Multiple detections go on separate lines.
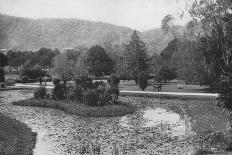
138, 72, 148, 91
108, 74, 120, 87
34, 87, 46, 99
97, 83, 120, 106
52, 83, 66, 100
83, 89, 99, 106
0, 82, 5, 88
22, 75, 29, 83
65, 84, 83, 101
217, 76, 232, 109
37, 76, 43, 84
5, 78, 16, 86
92, 81, 104, 89
21, 68, 44, 79
53, 78, 60, 86
75, 76, 93, 90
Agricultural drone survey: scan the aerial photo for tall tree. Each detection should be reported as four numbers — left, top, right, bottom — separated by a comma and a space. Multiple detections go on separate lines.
0, 52, 8, 82
187, 0, 232, 109
125, 30, 149, 82
86, 45, 114, 76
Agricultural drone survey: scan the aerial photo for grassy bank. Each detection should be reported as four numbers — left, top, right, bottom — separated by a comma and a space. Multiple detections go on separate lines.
12, 98, 136, 117
0, 113, 36, 155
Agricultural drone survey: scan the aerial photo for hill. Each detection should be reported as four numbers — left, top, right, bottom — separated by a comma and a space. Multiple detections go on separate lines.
0, 14, 174, 55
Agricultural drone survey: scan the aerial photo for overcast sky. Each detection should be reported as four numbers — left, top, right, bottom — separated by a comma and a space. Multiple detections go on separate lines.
0, 0, 191, 31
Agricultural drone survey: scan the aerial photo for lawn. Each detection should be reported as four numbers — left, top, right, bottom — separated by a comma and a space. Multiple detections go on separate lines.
119, 80, 211, 93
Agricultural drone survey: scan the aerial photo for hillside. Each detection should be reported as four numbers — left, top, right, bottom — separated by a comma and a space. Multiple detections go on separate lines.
0, 14, 174, 55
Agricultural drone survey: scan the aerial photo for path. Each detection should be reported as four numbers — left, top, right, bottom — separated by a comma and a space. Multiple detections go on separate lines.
15, 83, 218, 99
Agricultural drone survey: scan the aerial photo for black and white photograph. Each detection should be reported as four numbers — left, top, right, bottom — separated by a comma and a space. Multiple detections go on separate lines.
0, 0, 232, 154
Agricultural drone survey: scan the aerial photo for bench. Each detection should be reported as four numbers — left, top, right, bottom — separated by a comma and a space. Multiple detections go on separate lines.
153, 83, 162, 91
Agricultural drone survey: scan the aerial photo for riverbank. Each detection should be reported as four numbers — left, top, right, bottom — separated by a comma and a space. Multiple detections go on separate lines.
0, 113, 36, 155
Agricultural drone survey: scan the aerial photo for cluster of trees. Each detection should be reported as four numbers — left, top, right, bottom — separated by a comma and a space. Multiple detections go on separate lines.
160, 0, 232, 109
6, 48, 60, 72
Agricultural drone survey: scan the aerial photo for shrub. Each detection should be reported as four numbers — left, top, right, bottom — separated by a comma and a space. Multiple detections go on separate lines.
92, 81, 104, 89
37, 76, 43, 84
65, 84, 83, 101
34, 87, 46, 99
83, 89, 99, 106
53, 78, 60, 86
5, 78, 16, 86
52, 83, 66, 100
22, 75, 29, 83
138, 72, 148, 91
217, 76, 232, 109
0, 82, 5, 88
75, 76, 93, 90
21, 68, 44, 79
97, 83, 120, 105
108, 74, 120, 87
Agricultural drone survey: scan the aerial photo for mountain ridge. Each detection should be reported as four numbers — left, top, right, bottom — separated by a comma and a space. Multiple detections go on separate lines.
0, 13, 174, 55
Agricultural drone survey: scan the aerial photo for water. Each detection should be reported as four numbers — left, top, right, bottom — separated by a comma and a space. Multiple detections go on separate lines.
0, 90, 230, 154
120, 107, 193, 137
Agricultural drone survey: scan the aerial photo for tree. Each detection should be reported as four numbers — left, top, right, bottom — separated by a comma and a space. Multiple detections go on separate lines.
52, 47, 88, 82
158, 61, 176, 82
86, 45, 114, 76
52, 53, 74, 82
125, 30, 149, 83
187, 0, 232, 109
0, 52, 8, 82
138, 72, 148, 91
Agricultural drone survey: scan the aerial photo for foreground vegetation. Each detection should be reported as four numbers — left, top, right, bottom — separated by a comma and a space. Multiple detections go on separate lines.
0, 113, 36, 155
12, 98, 135, 117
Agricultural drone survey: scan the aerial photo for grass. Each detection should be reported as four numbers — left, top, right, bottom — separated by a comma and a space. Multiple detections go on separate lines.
119, 80, 212, 93
120, 91, 217, 101
12, 98, 136, 117
0, 113, 36, 155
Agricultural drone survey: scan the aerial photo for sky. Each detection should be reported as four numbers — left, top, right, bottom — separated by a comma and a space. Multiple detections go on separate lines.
0, 0, 191, 31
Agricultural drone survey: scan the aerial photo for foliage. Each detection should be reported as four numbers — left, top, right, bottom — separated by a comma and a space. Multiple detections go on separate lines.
158, 62, 176, 82
217, 76, 232, 109
6, 48, 59, 69
0, 53, 8, 82
53, 78, 61, 86
75, 76, 93, 90
52, 83, 66, 100
138, 72, 148, 91
86, 45, 114, 76
52, 47, 88, 81
124, 31, 149, 81
52, 53, 74, 82
83, 89, 100, 106
0, 82, 5, 88
0, 52, 8, 67
21, 75, 29, 83
21, 67, 44, 79
161, 15, 183, 41
5, 78, 16, 86
171, 41, 208, 84
107, 74, 120, 88
64, 84, 83, 101
187, 0, 232, 109
34, 87, 46, 99
97, 83, 120, 106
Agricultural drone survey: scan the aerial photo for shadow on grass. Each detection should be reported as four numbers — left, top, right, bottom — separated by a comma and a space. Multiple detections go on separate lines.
12, 98, 136, 117
0, 113, 37, 155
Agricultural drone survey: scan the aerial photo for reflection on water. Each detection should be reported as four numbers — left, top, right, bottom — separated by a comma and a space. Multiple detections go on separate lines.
120, 107, 193, 136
